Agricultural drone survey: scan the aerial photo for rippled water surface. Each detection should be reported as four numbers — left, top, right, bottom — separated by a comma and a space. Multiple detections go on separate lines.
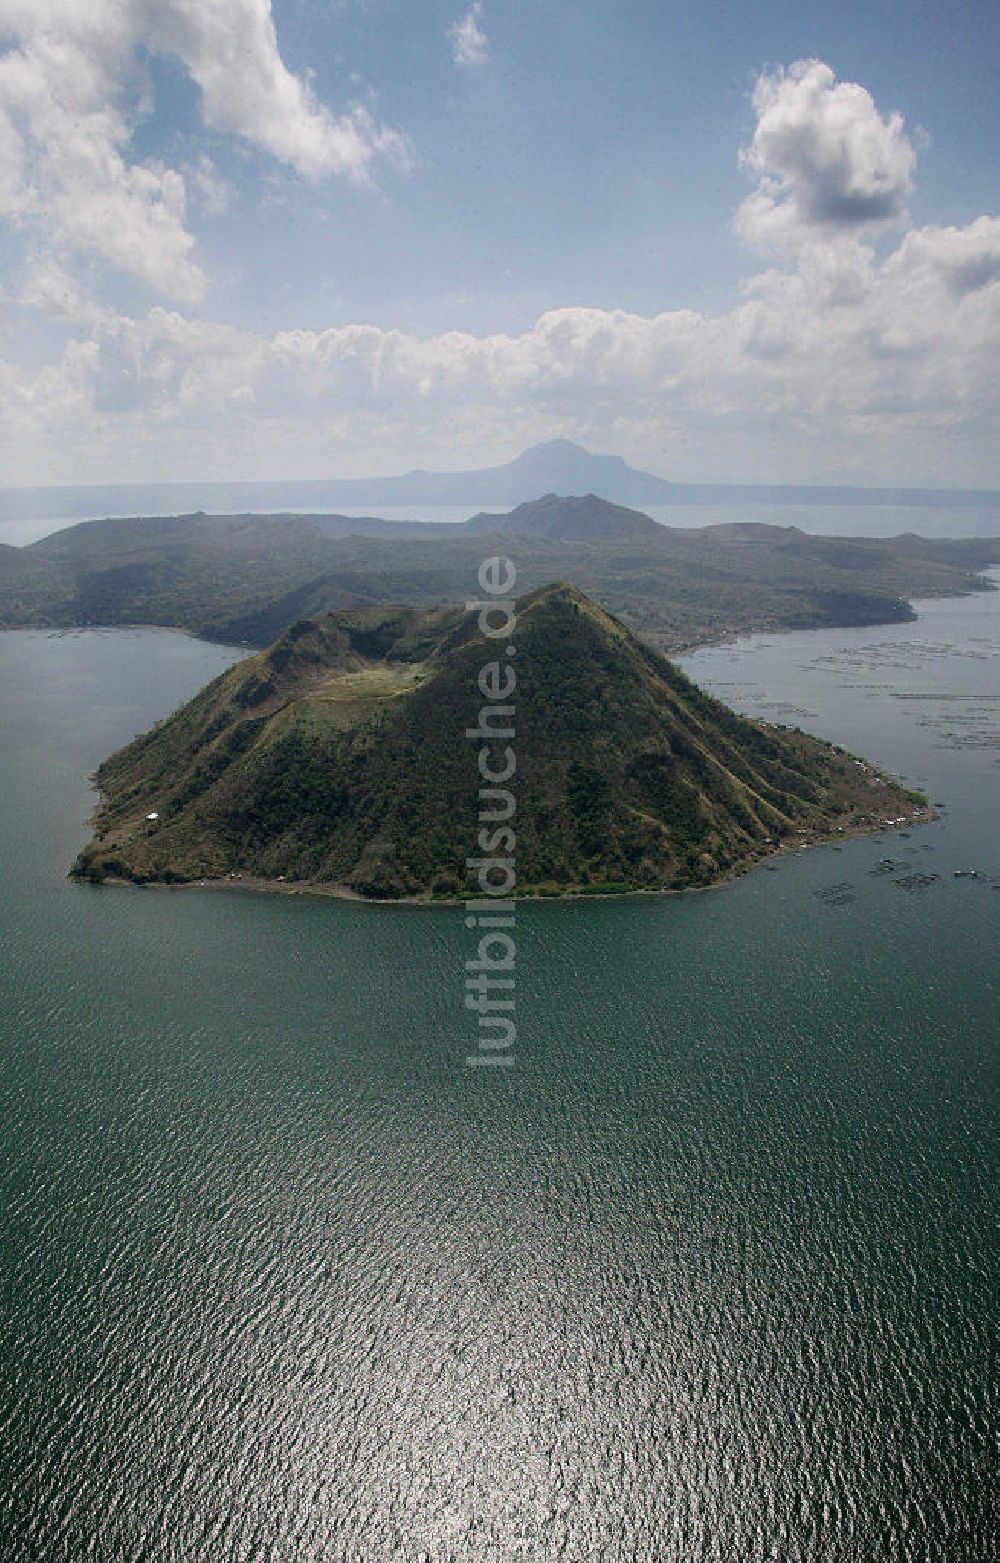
0, 595, 997, 1561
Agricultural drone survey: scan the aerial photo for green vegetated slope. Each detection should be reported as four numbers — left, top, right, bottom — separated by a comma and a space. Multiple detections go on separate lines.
4, 495, 998, 652
0, 542, 74, 621
73, 585, 925, 899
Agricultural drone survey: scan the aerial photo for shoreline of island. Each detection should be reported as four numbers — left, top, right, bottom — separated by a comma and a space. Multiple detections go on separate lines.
71, 797, 935, 908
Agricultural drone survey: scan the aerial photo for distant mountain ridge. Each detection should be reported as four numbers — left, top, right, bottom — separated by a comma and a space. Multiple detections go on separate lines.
3, 439, 999, 522
4, 494, 998, 652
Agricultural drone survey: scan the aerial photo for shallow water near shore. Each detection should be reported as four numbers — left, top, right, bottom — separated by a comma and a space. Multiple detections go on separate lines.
0, 591, 997, 1560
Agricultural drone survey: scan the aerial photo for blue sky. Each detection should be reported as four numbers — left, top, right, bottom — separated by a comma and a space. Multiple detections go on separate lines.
0, 0, 998, 486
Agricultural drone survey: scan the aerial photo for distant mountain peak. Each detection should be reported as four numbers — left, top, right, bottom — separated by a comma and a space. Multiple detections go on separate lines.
466, 491, 664, 542
513, 437, 631, 465
281, 439, 675, 509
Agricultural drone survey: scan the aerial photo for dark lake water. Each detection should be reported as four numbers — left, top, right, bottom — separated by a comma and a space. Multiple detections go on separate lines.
0, 591, 997, 1560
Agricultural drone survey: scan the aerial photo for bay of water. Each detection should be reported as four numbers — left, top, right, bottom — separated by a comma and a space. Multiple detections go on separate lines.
0, 593, 997, 1560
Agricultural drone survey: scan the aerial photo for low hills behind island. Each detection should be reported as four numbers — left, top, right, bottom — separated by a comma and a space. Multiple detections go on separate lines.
2, 491, 997, 654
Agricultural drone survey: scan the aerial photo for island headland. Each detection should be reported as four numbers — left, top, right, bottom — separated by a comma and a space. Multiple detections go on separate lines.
72, 584, 930, 901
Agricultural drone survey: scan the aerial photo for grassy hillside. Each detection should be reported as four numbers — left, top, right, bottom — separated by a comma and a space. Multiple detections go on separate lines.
73, 585, 927, 900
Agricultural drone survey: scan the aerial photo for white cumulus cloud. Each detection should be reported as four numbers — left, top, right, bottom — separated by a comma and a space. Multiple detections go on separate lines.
737, 59, 917, 250
0, 0, 409, 303
140, 0, 410, 180
885, 215, 1000, 299
449, 3, 489, 67
4, 207, 998, 484
1, 56, 998, 486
